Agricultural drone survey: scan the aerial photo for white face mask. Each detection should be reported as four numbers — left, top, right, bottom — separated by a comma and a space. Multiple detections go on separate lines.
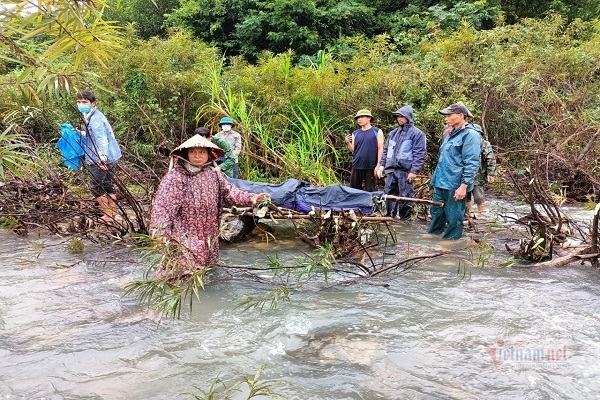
221, 124, 232, 132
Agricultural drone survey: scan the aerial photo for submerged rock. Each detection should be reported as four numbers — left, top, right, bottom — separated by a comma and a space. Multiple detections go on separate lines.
220, 214, 257, 242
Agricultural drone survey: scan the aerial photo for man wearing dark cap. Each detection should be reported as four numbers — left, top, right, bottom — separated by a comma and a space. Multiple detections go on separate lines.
345, 109, 384, 192
428, 102, 481, 239
376, 105, 426, 219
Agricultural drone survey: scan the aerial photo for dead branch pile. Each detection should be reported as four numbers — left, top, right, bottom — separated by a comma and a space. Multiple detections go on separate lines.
0, 163, 151, 237
288, 208, 390, 258
505, 150, 600, 202
506, 157, 599, 267
0, 176, 94, 235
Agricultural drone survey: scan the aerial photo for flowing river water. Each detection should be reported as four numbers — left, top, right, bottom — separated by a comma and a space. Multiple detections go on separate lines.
1, 200, 599, 400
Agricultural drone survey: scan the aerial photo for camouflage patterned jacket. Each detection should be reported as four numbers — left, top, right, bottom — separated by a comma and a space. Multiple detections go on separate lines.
475, 138, 496, 185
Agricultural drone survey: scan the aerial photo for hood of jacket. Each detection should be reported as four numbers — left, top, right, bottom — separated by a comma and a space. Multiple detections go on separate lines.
392, 105, 414, 125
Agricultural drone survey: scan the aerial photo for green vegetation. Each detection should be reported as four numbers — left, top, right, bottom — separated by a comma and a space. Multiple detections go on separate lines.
186, 365, 285, 399
122, 234, 209, 318
0, 1, 597, 186
66, 237, 85, 254
237, 285, 291, 312
1, 2, 597, 190
158, 0, 596, 59
0, 125, 34, 179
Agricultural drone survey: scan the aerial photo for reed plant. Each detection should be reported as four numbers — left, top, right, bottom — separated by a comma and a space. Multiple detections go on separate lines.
194, 53, 225, 126
123, 235, 208, 319
279, 106, 339, 185
187, 365, 285, 400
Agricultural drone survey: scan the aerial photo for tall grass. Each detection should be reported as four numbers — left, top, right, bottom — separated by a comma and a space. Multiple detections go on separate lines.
280, 106, 339, 185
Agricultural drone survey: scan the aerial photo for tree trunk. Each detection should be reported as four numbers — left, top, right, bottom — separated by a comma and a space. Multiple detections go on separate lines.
528, 247, 591, 268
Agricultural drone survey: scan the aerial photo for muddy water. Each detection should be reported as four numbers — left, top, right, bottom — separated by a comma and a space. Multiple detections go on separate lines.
0, 201, 599, 399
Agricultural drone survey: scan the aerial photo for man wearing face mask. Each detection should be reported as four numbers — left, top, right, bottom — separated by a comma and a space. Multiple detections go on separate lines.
194, 127, 235, 178
214, 116, 242, 179
76, 90, 122, 223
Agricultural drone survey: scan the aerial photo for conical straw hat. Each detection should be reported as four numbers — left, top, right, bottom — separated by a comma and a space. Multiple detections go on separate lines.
170, 134, 225, 161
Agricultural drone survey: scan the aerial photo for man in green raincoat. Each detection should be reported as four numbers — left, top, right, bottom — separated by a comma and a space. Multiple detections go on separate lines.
194, 127, 235, 178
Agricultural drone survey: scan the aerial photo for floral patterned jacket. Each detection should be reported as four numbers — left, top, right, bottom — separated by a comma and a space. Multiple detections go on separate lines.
150, 162, 255, 270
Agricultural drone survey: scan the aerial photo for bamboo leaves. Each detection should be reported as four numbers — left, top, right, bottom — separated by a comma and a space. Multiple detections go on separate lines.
122, 235, 209, 319
0, 0, 125, 99
187, 365, 285, 400
0, 124, 35, 180
236, 285, 291, 312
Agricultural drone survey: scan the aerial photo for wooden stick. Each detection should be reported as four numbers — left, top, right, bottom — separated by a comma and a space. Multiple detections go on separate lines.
382, 194, 443, 207
223, 211, 395, 222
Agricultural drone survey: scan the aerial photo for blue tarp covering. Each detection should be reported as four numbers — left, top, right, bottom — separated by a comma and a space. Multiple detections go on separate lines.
295, 184, 383, 214
227, 178, 383, 215
227, 178, 309, 208
56, 123, 86, 170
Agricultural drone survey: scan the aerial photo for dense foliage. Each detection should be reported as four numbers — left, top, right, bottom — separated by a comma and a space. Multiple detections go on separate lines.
105, 0, 598, 59
0, 1, 599, 198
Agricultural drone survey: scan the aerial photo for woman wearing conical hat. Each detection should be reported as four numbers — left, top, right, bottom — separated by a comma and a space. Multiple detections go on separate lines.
150, 134, 269, 271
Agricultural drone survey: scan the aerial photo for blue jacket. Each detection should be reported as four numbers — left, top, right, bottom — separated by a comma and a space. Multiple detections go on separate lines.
431, 124, 481, 192
82, 108, 122, 164
380, 105, 426, 174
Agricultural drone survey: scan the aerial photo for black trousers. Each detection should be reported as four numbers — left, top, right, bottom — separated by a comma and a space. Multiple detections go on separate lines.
350, 168, 376, 192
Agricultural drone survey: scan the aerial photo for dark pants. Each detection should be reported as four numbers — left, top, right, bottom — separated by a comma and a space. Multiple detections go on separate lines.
466, 185, 485, 205
232, 163, 240, 179
350, 168, 376, 192
428, 187, 466, 239
88, 162, 117, 198
384, 169, 414, 218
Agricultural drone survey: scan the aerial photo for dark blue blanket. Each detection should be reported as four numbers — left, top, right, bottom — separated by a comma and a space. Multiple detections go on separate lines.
227, 178, 382, 214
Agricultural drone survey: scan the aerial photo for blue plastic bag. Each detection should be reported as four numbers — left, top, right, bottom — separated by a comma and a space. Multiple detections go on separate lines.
56, 123, 86, 170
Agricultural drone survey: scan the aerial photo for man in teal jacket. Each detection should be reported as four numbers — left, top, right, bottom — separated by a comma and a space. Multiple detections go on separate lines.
428, 102, 481, 239
194, 127, 235, 178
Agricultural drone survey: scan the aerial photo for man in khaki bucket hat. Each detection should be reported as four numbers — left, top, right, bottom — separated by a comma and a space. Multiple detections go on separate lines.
344, 109, 384, 192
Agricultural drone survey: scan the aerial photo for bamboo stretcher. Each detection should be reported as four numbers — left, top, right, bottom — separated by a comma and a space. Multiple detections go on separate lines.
222, 195, 443, 222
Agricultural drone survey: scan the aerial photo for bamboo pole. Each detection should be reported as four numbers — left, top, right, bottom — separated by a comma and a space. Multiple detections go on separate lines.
223, 212, 395, 222
382, 194, 444, 207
